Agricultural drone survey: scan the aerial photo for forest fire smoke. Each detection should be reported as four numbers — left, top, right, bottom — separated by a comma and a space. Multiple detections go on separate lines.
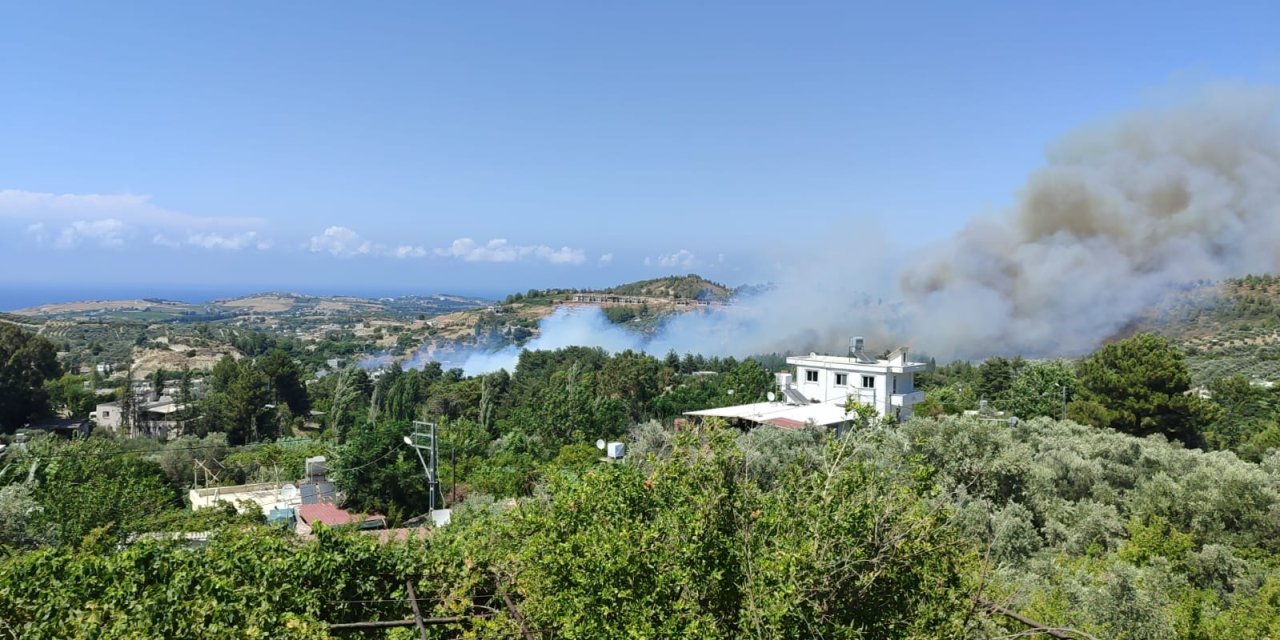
450, 85, 1280, 373
900, 85, 1280, 357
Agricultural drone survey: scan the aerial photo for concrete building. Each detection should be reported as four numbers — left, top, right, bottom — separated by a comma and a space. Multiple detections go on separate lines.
91, 398, 190, 438
188, 456, 337, 517
686, 337, 927, 432
189, 481, 307, 515
784, 338, 927, 421
92, 402, 122, 431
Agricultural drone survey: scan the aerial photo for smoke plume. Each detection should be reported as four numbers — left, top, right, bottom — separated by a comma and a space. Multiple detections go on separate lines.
423, 84, 1280, 374
901, 84, 1280, 357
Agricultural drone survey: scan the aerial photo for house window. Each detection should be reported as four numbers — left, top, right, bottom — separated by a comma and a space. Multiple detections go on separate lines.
102, 411, 110, 418
835, 373, 848, 386
862, 376, 875, 388
805, 370, 819, 382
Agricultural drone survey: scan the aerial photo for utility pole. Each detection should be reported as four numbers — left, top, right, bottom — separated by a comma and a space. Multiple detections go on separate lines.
405, 421, 438, 512
1056, 383, 1068, 420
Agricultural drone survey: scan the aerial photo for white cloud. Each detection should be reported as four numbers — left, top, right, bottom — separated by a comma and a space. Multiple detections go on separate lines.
598, 253, 614, 265
435, 238, 586, 265
308, 226, 373, 258
187, 231, 271, 251
306, 227, 431, 259
0, 189, 261, 230
534, 245, 586, 265
393, 245, 427, 259
436, 238, 517, 262
54, 219, 127, 249
25, 223, 48, 245
648, 249, 697, 269
4, 189, 272, 252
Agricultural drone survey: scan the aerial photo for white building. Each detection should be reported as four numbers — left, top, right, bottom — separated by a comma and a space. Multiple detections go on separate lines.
92, 402, 122, 431
785, 338, 927, 421
686, 338, 927, 432
91, 397, 190, 438
189, 456, 337, 516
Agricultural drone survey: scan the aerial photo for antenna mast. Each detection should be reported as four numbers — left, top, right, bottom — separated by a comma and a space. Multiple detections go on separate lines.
406, 421, 439, 512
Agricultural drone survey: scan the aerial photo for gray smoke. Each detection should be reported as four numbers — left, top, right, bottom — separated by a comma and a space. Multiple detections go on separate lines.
434, 85, 1280, 374
900, 84, 1280, 357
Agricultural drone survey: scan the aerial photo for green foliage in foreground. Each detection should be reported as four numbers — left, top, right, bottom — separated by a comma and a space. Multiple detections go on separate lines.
7, 413, 1280, 639
0, 423, 978, 639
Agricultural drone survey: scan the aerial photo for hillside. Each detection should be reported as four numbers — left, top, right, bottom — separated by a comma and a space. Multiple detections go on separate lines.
1135, 274, 1280, 383
603, 274, 735, 303
10, 292, 488, 321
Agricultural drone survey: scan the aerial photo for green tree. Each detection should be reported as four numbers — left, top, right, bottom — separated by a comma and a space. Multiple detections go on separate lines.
255, 348, 311, 417
1203, 374, 1275, 454
7, 435, 177, 546
334, 419, 430, 521
1072, 333, 1206, 446
43, 374, 98, 418
202, 356, 274, 445
0, 324, 61, 432
1004, 360, 1078, 420
598, 349, 661, 419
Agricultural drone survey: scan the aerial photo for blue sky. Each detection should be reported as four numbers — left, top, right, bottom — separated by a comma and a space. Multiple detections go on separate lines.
2, 1, 1278, 298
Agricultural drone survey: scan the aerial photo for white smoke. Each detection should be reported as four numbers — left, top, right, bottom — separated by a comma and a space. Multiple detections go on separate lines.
426, 84, 1280, 374
901, 84, 1280, 357
459, 307, 644, 375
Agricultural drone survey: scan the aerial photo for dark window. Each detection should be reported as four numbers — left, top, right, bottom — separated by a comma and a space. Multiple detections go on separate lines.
806, 370, 819, 382
862, 376, 875, 388
835, 373, 848, 386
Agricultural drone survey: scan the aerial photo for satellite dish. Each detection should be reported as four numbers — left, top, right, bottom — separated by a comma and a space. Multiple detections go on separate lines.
596, 439, 606, 450
767, 391, 776, 402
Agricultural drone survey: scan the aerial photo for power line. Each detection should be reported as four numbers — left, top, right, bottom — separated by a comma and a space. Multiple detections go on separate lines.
1, 438, 328, 461
335, 441, 404, 473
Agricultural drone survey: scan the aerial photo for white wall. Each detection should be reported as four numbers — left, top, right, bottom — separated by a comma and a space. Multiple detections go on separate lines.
792, 364, 920, 420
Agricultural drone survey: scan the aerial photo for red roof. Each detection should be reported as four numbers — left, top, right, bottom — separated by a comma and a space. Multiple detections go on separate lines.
298, 503, 372, 527
766, 417, 808, 430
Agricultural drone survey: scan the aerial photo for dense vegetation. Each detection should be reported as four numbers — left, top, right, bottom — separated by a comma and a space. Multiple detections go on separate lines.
6, 310, 1280, 638
500, 275, 736, 306
603, 274, 735, 302
1139, 274, 1280, 383
0, 323, 60, 431
7, 414, 1280, 638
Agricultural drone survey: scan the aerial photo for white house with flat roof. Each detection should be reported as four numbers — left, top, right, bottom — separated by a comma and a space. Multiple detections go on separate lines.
686, 337, 927, 431
785, 337, 927, 421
